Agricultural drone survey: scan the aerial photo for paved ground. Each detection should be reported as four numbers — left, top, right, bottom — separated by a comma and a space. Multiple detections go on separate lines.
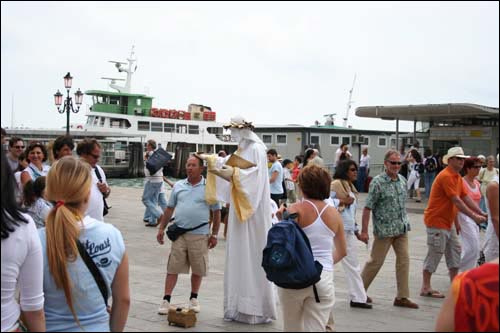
105, 186, 459, 332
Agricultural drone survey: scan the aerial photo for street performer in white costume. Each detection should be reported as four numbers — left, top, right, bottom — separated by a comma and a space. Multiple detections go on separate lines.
197, 115, 277, 324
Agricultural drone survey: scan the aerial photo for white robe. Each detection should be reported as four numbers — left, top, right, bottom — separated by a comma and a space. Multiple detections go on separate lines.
215, 138, 277, 324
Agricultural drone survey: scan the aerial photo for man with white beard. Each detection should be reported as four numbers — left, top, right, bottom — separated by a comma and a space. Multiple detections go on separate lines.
197, 116, 277, 324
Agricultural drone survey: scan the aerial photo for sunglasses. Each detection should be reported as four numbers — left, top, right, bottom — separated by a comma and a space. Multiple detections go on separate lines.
14, 145, 25, 149
349, 168, 358, 171
471, 165, 482, 169
386, 160, 402, 165
89, 153, 100, 159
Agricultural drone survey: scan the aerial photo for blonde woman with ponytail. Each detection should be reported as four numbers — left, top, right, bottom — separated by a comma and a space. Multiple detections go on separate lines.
39, 156, 130, 332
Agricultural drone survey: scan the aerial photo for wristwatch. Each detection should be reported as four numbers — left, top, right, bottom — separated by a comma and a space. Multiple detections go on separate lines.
210, 234, 218, 239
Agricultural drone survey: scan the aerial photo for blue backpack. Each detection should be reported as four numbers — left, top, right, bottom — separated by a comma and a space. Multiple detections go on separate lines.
262, 215, 323, 302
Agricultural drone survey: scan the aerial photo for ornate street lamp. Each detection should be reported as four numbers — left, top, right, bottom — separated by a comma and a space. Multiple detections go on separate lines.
54, 72, 83, 135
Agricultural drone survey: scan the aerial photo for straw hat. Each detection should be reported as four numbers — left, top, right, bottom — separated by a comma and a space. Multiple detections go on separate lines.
443, 147, 469, 165
223, 115, 254, 130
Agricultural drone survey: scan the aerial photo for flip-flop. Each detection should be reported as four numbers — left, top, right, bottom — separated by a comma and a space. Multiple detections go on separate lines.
420, 290, 445, 298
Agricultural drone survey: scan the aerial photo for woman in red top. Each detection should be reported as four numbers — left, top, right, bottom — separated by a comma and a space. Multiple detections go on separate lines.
435, 258, 499, 332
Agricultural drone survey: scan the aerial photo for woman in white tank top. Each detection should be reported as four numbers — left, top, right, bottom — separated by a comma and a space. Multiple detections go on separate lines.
277, 165, 346, 332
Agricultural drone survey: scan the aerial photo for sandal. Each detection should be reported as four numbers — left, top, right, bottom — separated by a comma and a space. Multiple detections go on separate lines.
420, 290, 445, 298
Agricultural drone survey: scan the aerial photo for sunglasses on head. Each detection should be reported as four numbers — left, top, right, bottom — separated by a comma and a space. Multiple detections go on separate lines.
386, 160, 402, 165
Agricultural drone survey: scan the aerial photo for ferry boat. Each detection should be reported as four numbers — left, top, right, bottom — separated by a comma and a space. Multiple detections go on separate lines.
83, 48, 238, 156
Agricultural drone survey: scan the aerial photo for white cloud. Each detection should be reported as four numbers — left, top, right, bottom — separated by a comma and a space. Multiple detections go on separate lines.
1, 1, 498, 132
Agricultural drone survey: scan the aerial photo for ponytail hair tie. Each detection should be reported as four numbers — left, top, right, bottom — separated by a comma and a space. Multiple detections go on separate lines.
55, 200, 65, 209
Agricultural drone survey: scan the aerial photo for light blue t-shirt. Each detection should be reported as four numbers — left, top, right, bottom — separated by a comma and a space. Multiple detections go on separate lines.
331, 192, 358, 232
168, 177, 221, 235
39, 216, 125, 332
269, 161, 284, 195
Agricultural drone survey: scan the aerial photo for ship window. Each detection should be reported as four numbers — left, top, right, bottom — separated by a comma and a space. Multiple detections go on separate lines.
109, 96, 120, 105
164, 123, 175, 133
136, 99, 142, 106
100, 117, 106, 127
276, 134, 287, 145
363, 137, 370, 145
378, 137, 387, 147
151, 122, 163, 132
177, 124, 187, 134
342, 137, 350, 145
262, 134, 272, 144
330, 136, 340, 145
138, 121, 150, 131
189, 125, 200, 135
311, 135, 320, 145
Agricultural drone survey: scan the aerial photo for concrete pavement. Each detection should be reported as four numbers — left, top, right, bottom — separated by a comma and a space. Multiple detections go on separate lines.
105, 186, 455, 332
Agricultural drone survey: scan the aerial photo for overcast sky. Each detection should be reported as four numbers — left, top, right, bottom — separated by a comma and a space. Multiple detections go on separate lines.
1, 1, 498, 132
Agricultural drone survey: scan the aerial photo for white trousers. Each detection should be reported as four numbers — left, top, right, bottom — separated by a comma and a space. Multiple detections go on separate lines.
279, 271, 334, 332
458, 213, 480, 271
407, 170, 420, 190
484, 221, 499, 262
340, 231, 368, 302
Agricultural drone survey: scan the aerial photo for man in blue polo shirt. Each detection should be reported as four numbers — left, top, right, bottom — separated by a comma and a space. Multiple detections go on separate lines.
156, 155, 221, 314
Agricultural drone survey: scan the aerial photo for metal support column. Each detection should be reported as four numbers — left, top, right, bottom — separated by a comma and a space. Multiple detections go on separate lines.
396, 118, 400, 150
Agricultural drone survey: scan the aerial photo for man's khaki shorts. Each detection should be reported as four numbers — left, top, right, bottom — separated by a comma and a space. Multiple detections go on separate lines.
167, 234, 209, 276
423, 227, 461, 273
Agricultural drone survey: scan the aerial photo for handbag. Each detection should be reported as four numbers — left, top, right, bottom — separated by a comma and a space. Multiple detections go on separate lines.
166, 222, 209, 242
146, 148, 173, 174
76, 240, 110, 311
94, 167, 111, 216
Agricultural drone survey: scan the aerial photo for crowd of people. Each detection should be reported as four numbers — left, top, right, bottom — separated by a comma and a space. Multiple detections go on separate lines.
1, 124, 499, 332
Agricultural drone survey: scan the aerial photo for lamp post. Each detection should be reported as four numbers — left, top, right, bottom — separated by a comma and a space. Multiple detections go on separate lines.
54, 72, 83, 135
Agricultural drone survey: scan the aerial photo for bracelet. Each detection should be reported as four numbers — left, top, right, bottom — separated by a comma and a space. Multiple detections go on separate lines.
210, 234, 218, 239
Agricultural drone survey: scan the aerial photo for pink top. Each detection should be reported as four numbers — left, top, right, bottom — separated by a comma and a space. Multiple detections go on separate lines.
463, 178, 481, 205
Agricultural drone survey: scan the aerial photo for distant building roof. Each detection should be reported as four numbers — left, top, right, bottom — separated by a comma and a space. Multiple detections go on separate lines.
85, 90, 154, 99
355, 103, 499, 122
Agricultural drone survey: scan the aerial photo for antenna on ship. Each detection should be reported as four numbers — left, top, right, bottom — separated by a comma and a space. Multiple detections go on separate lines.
323, 113, 336, 126
342, 73, 356, 128
105, 46, 137, 93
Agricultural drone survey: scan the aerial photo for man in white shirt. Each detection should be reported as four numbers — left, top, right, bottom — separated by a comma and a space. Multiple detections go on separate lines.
77, 139, 110, 221
357, 147, 370, 192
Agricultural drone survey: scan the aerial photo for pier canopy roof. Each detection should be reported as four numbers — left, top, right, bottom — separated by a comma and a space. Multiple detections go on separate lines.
355, 103, 499, 122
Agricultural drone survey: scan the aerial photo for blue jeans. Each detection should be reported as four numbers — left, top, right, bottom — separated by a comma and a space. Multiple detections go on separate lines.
142, 181, 164, 224
424, 171, 436, 198
357, 167, 368, 192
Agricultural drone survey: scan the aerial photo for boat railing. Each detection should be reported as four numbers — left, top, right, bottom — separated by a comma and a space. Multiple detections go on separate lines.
216, 134, 235, 142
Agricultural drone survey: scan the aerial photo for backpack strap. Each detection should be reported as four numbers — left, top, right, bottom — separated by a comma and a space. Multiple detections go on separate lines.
76, 240, 109, 308
28, 165, 43, 180
293, 220, 321, 303
313, 285, 320, 303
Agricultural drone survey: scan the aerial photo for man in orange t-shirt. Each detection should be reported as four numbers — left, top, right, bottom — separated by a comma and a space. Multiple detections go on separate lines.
420, 147, 487, 298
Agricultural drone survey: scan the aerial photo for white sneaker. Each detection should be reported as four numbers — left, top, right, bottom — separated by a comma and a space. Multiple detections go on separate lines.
158, 300, 170, 315
189, 298, 200, 313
